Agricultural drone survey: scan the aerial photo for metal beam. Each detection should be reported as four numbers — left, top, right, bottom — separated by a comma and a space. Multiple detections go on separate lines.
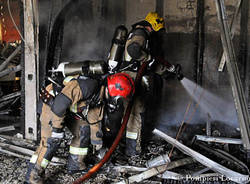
195, 135, 243, 145
218, 0, 242, 72
194, 0, 205, 85
0, 126, 15, 133
114, 157, 195, 184
239, 0, 249, 107
0, 91, 20, 103
153, 129, 249, 184
215, 0, 250, 150
156, 0, 164, 17
0, 45, 21, 72
0, 64, 21, 78
23, 0, 39, 140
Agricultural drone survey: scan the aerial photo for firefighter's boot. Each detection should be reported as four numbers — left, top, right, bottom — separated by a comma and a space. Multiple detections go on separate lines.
67, 125, 90, 174
24, 162, 35, 184
28, 165, 45, 184
67, 151, 87, 174
125, 138, 137, 156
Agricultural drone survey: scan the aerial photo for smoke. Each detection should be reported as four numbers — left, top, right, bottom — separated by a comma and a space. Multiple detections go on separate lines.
181, 77, 239, 127
60, 1, 126, 62
39, 1, 127, 64
152, 77, 239, 139
61, 1, 108, 62
62, 15, 103, 61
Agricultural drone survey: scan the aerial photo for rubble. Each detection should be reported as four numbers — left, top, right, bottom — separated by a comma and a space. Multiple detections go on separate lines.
0, 64, 21, 78
0, 91, 20, 103
193, 141, 249, 174
0, 129, 249, 183
145, 153, 170, 168
191, 167, 210, 177
113, 164, 169, 184
113, 157, 196, 184
194, 135, 243, 145
153, 128, 250, 184
0, 134, 36, 148
0, 45, 21, 72
0, 125, 15, 133
112, 165, 147, 173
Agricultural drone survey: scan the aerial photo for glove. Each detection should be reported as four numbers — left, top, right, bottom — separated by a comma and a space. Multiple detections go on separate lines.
147, 55, 155, 67
39, 87, 54, 107
146, 54, 151, 62
175, 64, 184, 81
93, 144, 102, 151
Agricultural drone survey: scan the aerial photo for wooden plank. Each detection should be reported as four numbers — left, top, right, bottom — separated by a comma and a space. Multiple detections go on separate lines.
23, 0, 39, 141
0, 147, 30, 160
0, 134, 35, 148
0, 142, 33, 155
0, 143, 65, 165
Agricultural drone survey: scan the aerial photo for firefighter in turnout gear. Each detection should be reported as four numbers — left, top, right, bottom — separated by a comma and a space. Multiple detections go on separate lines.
120, 12, 183, 156
24, 71, 135, 184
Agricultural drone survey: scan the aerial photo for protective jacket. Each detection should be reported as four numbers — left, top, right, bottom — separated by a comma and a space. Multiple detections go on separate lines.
120, 23, 176, 156
123, 23, 175, 74
25, 75, 104, 184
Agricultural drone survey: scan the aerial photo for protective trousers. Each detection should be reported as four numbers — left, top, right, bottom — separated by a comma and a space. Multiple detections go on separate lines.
26, 105, 91, 184
125, 96, 145, 156
25, 80, 103, 184
122, 71, 145, 156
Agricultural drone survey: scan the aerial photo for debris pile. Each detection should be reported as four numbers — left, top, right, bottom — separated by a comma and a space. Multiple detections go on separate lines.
0, 43, 21, 140
0, 128, 249, 183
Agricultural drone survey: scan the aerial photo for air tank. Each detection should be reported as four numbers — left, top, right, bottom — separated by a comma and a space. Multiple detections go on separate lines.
107, 25, 128, 72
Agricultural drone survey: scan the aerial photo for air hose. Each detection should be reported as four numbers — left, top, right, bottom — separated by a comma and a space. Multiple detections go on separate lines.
73, 60, 149, 184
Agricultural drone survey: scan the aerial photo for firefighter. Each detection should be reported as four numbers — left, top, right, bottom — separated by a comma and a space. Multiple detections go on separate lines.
24, 72, 135, 184
120, 12, 183, 156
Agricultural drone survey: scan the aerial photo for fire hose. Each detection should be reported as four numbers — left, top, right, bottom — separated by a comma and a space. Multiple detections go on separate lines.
73, 60, 150, 184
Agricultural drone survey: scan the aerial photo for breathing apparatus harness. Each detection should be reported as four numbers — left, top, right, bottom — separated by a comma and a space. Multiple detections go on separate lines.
74, 87, 104, 125
120, 23, 152, 73
40, 73, 104, 125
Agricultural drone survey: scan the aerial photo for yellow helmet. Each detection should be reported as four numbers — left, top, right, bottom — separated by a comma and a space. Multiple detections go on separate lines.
145, 12, 164, 31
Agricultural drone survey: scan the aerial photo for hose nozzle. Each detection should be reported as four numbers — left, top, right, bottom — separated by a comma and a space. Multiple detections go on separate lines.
175, 64, 184, 81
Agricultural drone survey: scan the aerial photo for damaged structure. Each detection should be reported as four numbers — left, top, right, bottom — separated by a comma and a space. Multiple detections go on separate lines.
0, 0, 250, 183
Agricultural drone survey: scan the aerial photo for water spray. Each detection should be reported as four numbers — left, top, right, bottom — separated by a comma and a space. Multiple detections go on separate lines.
180, 77, 238, 126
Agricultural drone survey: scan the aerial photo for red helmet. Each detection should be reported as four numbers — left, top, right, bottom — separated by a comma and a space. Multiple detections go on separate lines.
107, 73, 135, 99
